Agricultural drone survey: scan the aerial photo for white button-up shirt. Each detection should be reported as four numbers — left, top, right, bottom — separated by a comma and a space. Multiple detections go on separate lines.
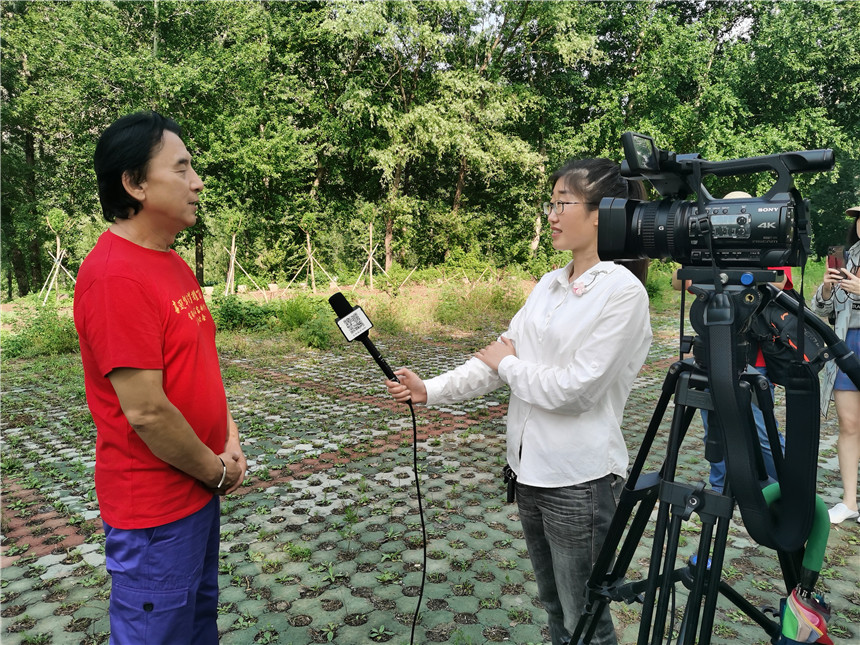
424, 260, 652, 487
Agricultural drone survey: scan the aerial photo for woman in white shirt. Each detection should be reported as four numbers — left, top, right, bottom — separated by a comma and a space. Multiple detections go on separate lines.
385, 158, 652, 645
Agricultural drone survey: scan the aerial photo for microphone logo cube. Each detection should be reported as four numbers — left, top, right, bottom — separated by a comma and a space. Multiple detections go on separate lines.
336, 306, 373, 342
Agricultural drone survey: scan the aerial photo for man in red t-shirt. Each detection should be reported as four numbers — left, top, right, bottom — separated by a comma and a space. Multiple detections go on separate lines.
74, 111, 246, 644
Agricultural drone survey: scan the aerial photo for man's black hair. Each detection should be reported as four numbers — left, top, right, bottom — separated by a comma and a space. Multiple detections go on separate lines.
94, 111, 182, 222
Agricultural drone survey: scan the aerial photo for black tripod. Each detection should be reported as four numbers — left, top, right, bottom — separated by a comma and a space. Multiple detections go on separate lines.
571, 272, 824, 645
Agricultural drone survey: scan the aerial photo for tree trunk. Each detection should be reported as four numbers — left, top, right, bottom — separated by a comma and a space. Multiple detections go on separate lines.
1, 203, 31, 297
532, 117, 546, 256
384, 213, 394, 274
530, 215, 542, 255
225, 233, 237, 295
306, 230, 316, 292
384, 162, 402, 273
309, 157, 324, 290
452, 155, 467, 215
310, 158, 323, 200
24, 131, 43, 292
195, 231, 204, 285
10, 246, 30, 297
152, 0, 159, 58
28, 236, 43, 292
368, 222, 374, 290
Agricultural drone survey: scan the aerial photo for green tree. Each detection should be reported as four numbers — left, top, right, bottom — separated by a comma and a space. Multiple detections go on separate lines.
1, 0, 856, 295
1, 1, 122, 295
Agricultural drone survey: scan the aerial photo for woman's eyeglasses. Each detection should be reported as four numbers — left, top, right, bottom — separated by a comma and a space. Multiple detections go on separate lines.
542, 201, 597, 215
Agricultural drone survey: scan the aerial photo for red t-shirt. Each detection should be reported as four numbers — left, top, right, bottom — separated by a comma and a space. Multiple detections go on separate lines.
74, 231, 227, 529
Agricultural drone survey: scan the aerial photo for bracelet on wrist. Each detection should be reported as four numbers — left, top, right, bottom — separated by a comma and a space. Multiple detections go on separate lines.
216, 457, 227, 489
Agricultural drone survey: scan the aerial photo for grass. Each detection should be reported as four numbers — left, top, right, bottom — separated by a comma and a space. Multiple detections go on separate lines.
1, 258, 829, 361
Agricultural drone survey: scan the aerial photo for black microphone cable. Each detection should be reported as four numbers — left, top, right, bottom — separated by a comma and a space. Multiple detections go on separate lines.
404, 398, 427, 645
328, 292, 427, 644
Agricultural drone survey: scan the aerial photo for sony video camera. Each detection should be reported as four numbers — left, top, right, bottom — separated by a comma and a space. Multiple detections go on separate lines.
598, 133, 834, 267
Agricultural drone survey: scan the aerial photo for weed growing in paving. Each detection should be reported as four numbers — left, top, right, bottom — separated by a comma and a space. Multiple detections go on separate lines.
369, 623, 395, 641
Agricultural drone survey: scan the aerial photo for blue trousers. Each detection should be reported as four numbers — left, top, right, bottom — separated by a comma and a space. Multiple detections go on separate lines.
516, 475, 623, 645
103, 496, 221, 645
701, 366, 785, 494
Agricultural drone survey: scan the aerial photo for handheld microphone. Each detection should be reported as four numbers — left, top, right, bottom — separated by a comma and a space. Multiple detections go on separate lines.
330, 294, 421, 634
329, 292, 400, 382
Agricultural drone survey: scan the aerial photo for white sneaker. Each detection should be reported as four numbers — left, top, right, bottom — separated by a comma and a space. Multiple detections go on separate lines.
828, 502, 859, 524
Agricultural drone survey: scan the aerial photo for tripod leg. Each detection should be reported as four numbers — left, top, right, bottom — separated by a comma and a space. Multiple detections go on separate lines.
673, 503, 782, 645
574, 477, 661, 644
650, 510, 687, 643
676, 510, 718, 644
638, 369, 708, 644
689, 496, 733, 645
572, 362, 693, 644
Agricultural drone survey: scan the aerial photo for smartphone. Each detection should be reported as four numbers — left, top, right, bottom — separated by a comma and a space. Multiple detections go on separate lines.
827, 245, 845, 270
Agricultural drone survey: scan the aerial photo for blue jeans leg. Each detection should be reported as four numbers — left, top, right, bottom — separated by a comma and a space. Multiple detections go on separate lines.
516, 475, 622, 645
103, 496, 221, 645
702, 367, 784, 494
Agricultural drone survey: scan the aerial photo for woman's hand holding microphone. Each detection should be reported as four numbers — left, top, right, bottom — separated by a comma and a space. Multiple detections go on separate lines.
385, 368, 427, 404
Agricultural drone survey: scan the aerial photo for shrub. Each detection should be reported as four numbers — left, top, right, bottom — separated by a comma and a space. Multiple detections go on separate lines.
276, 296, 337, 349
296, 314, 336, 350
211, 295, 266, 331
210, 294, 337, 349
644, 260, 679, 312
3, 305, 79, 359
273, 296, 318, 331
364, 299, 404, 336
435, 280, 526, 331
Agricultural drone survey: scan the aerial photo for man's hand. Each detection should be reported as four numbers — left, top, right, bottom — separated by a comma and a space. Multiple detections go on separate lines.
108, 368, 246, 494
218, 413, 247, 495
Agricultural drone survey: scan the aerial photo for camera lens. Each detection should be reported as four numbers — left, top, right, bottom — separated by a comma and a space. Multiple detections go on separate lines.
597, 197, 797, 267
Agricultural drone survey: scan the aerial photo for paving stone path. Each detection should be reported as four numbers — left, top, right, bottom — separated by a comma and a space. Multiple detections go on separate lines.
1, 309, 858, 644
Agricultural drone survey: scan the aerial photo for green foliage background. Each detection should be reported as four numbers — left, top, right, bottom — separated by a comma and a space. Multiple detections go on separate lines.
1, 303, 79, 358
2, 0, 858, 299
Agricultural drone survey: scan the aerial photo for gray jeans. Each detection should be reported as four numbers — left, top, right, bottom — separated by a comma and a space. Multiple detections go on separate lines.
516, 474, 623, 645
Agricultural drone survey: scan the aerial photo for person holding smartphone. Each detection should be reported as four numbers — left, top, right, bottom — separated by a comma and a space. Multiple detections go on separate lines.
810, 205, 860, 524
